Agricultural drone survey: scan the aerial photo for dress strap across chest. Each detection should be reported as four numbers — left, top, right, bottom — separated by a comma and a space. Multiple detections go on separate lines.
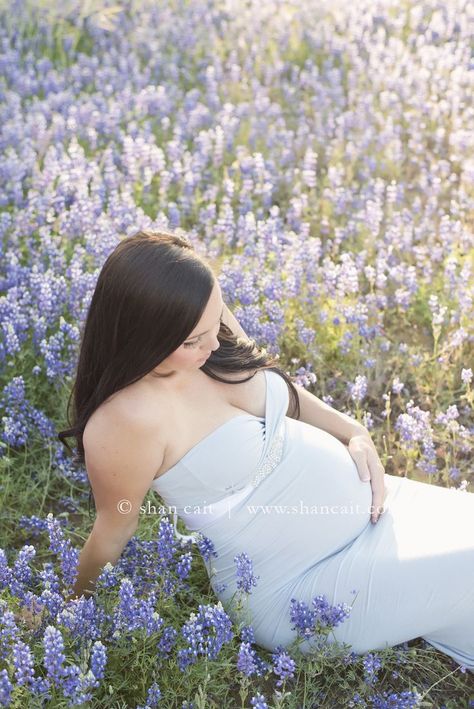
169, 368, 289, 545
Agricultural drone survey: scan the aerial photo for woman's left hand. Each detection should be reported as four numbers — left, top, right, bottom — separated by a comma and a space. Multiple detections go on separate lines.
346, 431, 387, 524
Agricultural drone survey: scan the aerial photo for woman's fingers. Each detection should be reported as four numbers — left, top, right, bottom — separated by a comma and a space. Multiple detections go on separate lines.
370, 479, 388, 524
349, 447, 371, 482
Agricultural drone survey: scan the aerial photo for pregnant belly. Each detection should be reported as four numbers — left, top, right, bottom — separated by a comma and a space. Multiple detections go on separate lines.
260, 418, 375, 570
287, 419, 372, 555
206, 418, 375, 595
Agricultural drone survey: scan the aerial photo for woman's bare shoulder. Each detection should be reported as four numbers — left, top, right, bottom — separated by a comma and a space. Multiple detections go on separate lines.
84, 383, 166, 451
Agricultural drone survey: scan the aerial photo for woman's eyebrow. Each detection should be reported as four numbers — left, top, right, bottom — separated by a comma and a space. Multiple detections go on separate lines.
185, 303, 224, 341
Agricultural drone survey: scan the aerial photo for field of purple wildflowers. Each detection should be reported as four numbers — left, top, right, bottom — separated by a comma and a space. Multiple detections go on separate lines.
0, 0, 473, 706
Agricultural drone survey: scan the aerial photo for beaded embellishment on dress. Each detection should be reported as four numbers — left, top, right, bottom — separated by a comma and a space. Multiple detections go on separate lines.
171, 417, 286, 545
249, 419, 285, 488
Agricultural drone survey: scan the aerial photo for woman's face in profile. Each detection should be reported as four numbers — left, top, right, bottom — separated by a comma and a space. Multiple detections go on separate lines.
154, 280, 224, 376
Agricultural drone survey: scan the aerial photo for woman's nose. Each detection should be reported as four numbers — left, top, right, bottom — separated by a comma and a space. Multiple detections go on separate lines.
204, 331, 220, 351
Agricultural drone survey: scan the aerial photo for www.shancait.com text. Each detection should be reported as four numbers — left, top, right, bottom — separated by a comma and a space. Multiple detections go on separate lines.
116, 499, 386, 517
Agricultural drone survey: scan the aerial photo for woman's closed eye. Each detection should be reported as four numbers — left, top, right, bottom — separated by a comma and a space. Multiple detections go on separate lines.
183, 316, 223, 348
183, 338, 201, 349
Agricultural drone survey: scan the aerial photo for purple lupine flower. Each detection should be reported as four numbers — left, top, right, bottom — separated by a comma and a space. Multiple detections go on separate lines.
157, 625, 178, 657
177, 602, 233, 670
12, 640, 35, 687
29, 675, 52, 699
392, 377, 404, 394
90, 641, 107, 681
0, 668, 13, 707
0, 606, 20, 662
11, 545, 36, 599
312, 594, 352, 628
176, 552, 192, 580
289, 598, 316, 639
43, 625, 66, 684
250, 694, 269, 709
113, 577, 139, 634
18, 515, 49, 537
270, 645, 296, 687
156, 518, 179, 567
461, 368, 472, 385
348, 374, 368, 404
135, 594, 164, 636
45, 513, 79, 589
56, 595, 104, 643
234, 552, 259, 593
60, 663, 94, 705
213, 581, 228, 593
395, 400, 434, 454
38, 588, 63, 618
370, 689, 422, 708
362, 652, 383, 687
0, 550, 13, 591
289, 594, 352, 639
96, 561, 119, 590
144, 681, 161, 707
196, 534, 218, 563
237, 641, 259, 676
39, 562, 61, 594
240, 625, 256, 644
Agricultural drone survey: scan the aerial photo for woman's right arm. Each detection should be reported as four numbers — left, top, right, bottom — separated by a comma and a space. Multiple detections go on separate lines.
67, 407, 165, 601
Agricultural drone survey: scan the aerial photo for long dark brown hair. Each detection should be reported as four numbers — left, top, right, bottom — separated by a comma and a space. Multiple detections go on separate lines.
57, 229, 300, 516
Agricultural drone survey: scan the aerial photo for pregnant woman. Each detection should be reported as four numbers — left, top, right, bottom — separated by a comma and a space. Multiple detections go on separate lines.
60, 230, 474, 672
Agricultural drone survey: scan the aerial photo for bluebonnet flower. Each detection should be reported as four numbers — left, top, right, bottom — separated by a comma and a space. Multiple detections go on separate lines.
45, 513, 79, 590
57, 595, 105, 644
18, 514, 50, 537
39, 316, 81, 381
43, 625, 66, 684
12, 639, 35, 687
270, 645, 296, 687
11, 545, 36, 599
0, 605, 20, 661
90, 641, 107, 681
240, 624, 256, 644
370, 689, 422, 708
140, 681, 161, 708
237, 641, 261, 677
113, 577, 140, 634
250, 694, 269, 709
39, 562, 61, 594
61, 663, 95, 705
176, 551, 192, 580
157, 625, 178, 656
0, 377, 56, 450
348, 374, 368, 404
177, 602, 233, 670
234, 552, 259, 593
135, 595, 164, 637
0, 668, 13, 707
289, 594, 352, 639
96, 561, 119, 590
0, 550, 13, 591
289, 598, 316, 639
37, 587, 63, 618
312, 594, 352, 628
362, 652, 383, 687
196, 534, 218, 563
